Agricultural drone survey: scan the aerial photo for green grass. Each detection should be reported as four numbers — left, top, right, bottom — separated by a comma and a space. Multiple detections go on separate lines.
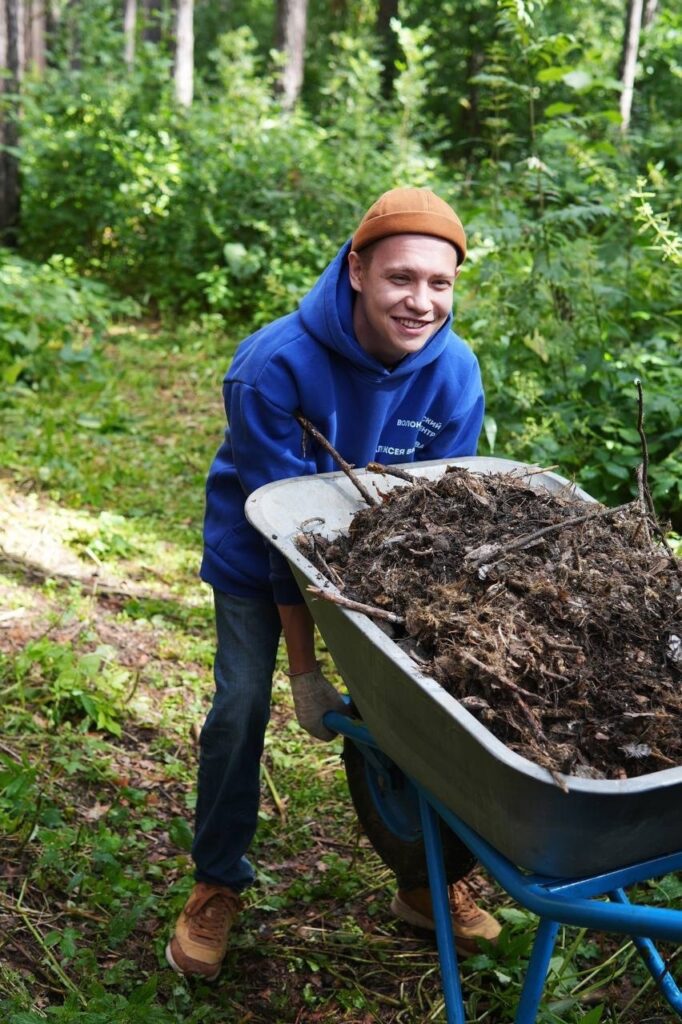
0, 319, 679, 1022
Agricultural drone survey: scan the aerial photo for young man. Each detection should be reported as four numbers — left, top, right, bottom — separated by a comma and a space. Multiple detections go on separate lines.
166, 188, 500, 981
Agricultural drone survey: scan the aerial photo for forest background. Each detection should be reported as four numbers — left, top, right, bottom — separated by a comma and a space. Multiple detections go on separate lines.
2, 0, 681, 520
0, 1, 681, 1023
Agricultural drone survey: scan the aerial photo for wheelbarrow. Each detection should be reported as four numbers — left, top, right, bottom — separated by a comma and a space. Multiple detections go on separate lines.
246, 456, 682, 1022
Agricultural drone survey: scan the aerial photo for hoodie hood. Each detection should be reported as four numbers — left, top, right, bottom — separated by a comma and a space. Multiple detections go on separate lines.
298, 240, 455, 379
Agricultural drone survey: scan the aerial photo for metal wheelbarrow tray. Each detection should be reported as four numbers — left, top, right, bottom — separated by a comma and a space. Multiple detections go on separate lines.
246, 456, 682, 879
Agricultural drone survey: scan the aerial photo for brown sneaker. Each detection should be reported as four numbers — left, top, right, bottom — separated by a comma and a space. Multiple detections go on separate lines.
165, 882, 242, 980
391, 879, 501, 955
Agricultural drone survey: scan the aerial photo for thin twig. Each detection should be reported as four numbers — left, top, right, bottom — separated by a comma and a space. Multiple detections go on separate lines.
366, 462, 425, 485
295, 412, 378, 506
307, 586, 405, 624
10, 898, 86, 1003
261, 761, 287, 822
634, 379, 657, 520
124, 669, 141, 706
458, 650, 569, 792
464, 502, 635, 568
0, 546, 165, 602
635, 465, 653, 546
457, 649, 541, 704
381, 530, 436, 550
513, 464, 560, 478
297, 532, 346, 589
633, 380, 682, 577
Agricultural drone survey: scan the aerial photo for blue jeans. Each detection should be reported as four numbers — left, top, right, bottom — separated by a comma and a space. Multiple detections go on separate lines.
192, 588, 282, 892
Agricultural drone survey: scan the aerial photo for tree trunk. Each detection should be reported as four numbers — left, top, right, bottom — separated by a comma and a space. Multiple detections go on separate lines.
377, 0, 399, 97
174, 0, 193, 106
619, 0, 644, 134
64, 0, 80, 70
642, 0, 658, 27
44, 0, 60, 67
274, 0, 308, 110
142, 0, 162, 44
0, 0, 21, 244
24, 0, 45, 74
124, 0, 137, 68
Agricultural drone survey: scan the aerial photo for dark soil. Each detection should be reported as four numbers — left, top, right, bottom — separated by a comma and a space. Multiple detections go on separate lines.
302, 467, 682, 782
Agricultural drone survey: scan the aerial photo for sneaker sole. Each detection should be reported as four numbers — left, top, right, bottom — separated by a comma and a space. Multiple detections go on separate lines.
165, 940, 221, 982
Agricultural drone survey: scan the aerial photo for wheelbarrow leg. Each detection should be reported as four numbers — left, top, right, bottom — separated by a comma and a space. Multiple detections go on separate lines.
514, 918, 560, 1024
418, 792, 466, 1024
609, 888, 682, 1015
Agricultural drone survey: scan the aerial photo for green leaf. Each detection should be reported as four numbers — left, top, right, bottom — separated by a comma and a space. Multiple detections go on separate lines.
168, 815, 193, 851
544, 102, 575, 118
483, 415, 498, 453
537, 66, 573, 83
60, 926, 78, 958
578, 1006, 604, 1024
522, 330, 549, 364
3, 359, 27, 385
129, 976, 158, 1005
563, 70, 593, 90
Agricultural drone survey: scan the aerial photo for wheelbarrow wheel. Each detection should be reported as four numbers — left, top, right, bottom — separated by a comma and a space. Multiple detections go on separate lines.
342, 736, 476, 889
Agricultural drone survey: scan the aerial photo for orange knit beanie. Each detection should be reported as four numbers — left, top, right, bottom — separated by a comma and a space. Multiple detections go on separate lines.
351, 188, 466, 263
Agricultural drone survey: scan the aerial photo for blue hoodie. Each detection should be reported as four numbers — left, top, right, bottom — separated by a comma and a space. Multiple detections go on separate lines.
201, 241, 484, 604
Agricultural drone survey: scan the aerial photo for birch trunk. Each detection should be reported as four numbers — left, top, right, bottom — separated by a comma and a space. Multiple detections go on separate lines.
619, 0, 644, 134
275, 0, 308, 110
124, 0, 136, 68
174, 0, 193, 107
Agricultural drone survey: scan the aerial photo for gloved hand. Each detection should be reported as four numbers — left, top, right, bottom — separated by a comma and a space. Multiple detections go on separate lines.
288, 662, 346, 741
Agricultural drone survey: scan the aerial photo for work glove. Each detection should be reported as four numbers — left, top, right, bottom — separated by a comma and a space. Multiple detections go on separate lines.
288, 662, 346, 741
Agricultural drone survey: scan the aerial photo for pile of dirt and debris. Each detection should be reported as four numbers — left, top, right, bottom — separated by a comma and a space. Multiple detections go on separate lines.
301, 467, 682, 781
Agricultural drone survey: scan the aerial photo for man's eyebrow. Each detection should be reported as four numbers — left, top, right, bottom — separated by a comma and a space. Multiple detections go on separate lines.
383, 264, 455, 277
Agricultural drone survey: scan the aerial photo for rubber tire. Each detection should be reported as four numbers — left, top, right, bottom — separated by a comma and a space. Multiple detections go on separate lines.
342, 736, 476, 889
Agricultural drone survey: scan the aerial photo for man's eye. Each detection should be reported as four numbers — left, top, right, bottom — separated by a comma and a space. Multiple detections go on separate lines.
391, 275, 409, 283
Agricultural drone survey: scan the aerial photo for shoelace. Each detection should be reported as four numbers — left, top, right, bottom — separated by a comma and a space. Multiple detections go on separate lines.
449, 881, 483, 925
186, 888, 240, 943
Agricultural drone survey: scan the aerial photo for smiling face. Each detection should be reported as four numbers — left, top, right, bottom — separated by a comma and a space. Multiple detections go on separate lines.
348, 234, 460, 367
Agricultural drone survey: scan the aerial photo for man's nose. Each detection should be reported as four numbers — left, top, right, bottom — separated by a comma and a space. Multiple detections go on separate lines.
405, 281, 431, 313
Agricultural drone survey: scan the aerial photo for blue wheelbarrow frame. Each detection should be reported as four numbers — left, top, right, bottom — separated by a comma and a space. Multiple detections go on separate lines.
325, 709, 682, 1023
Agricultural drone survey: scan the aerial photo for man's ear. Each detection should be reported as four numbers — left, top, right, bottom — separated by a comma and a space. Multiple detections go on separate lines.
454, 264, 463, 281
347, 250, 363, 293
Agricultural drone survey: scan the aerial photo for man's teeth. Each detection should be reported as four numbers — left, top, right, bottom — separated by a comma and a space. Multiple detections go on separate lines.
396, 318, 428, 328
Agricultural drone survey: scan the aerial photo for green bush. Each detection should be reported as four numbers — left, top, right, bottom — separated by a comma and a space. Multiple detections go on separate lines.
457, 153, 682, 524
12, 11, 682, 524
18, 27, 433, 319
12, 638, 130, 736
0, 250, 137, 394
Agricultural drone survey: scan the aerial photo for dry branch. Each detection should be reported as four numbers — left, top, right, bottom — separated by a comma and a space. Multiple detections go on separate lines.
366, 462, 425, 485
295, 413, 378, 506
463, 502, 634, 568
307, 586, 404, 624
